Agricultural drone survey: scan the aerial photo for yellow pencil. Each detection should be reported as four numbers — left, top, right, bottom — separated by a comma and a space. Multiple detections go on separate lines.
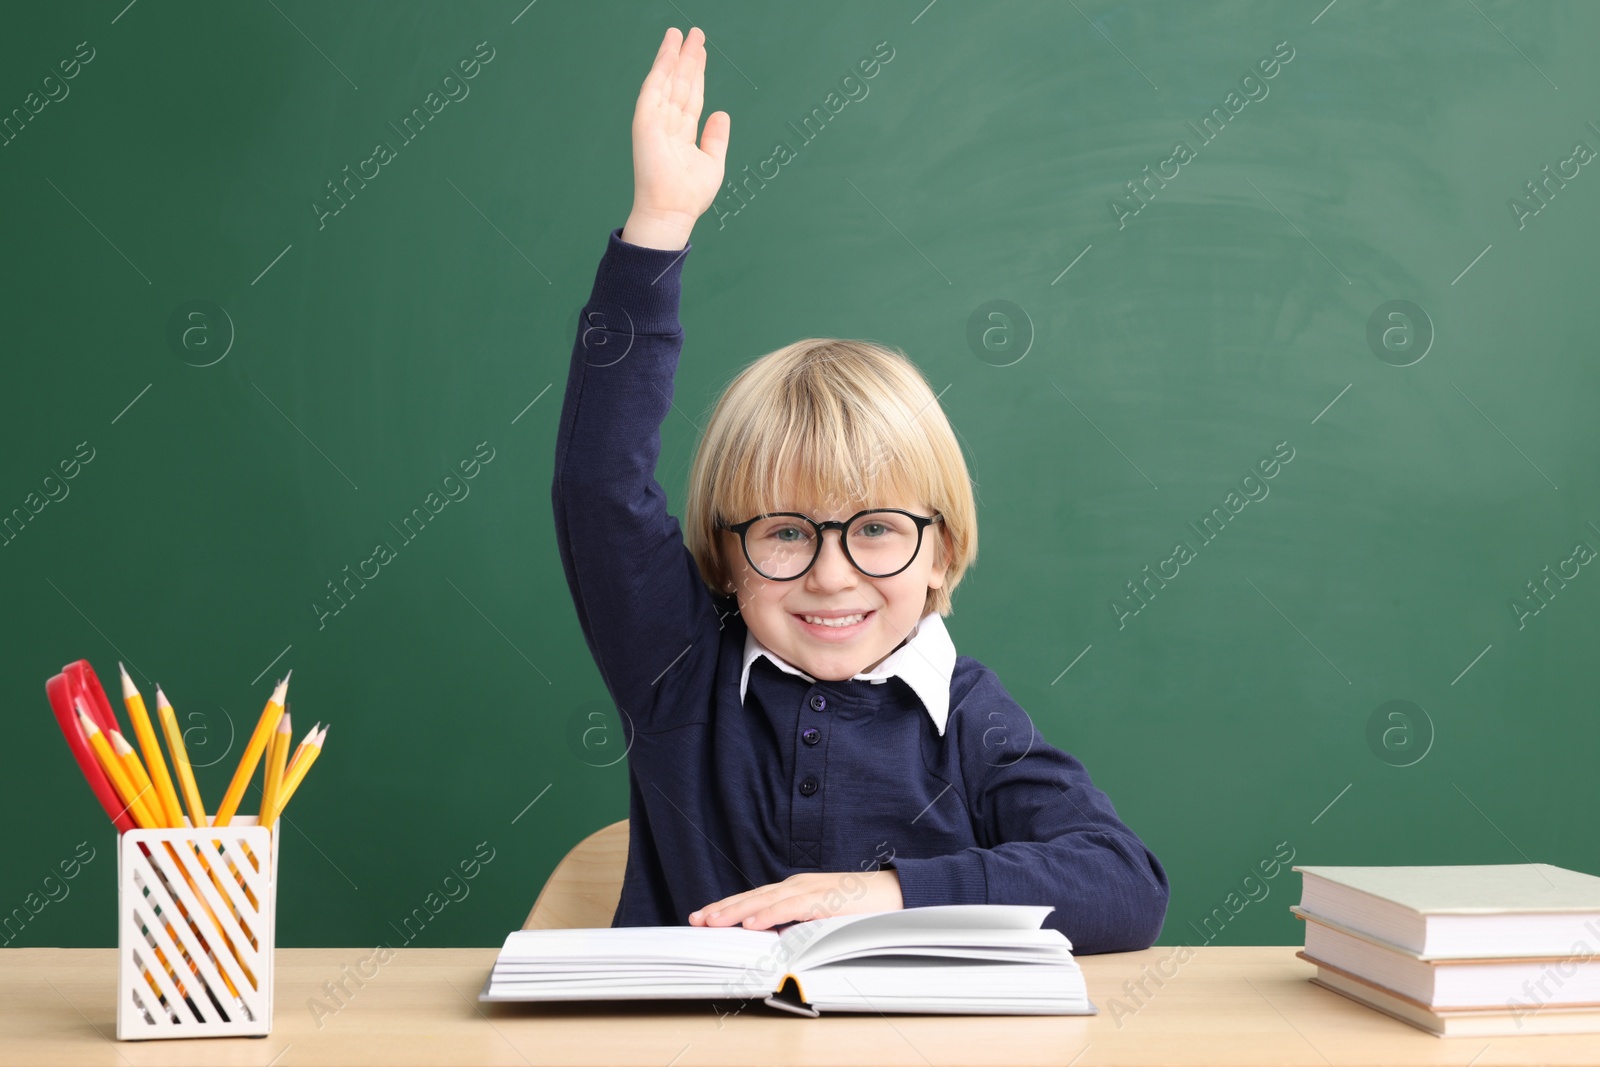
262, 724, 324, 829
111, 730, 169, 828
258, 719, 320, 829
214, 673, 289, 826
120, 663, 185, 829
78, 705, 162, 830
161, 686, 264, 913
154, 685, 207, 827
285, 721, 321, 780
260, 709, 291, 825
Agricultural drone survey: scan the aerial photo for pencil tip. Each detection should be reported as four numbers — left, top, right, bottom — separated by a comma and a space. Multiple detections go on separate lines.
119, 662, 137, 698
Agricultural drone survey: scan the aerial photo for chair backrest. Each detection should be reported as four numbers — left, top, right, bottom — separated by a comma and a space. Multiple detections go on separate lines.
521, 819, 630, 930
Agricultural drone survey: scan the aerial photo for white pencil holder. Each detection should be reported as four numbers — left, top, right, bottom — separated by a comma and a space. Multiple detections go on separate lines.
116, 818, 278, 1040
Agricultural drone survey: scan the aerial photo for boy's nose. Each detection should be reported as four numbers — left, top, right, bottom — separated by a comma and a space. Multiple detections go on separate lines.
806, 530, 857, 588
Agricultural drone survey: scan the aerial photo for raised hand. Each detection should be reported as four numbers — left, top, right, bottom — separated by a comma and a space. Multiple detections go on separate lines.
622, 27, 730, 250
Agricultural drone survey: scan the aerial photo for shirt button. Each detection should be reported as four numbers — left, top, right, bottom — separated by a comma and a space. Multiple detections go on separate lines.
802, 728, 820, 745
809, 695, 827, 711
799, 776, 818, 796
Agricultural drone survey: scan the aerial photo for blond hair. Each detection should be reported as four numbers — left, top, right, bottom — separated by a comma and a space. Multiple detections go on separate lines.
684, 338, 977, 618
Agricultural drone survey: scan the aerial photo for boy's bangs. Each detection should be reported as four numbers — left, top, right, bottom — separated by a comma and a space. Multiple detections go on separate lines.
718, 414, 923, 521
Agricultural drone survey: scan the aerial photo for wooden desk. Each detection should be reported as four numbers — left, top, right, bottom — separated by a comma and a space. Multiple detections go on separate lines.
4, 946, 1597, 1065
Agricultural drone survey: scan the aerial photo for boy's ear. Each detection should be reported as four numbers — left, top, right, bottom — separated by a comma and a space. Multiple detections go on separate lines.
927, 526, 952, 589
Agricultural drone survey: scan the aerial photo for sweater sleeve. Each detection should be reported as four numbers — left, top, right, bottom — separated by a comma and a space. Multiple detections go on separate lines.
887, 672, 1170, 954
550, 227, 724, 731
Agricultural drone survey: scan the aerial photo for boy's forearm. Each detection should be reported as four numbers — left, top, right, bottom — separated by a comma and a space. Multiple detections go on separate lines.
892, 835, 1170, 953
621, 209, 696, 251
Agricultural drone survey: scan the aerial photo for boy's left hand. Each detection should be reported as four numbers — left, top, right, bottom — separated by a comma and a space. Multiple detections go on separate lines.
689, 870, 902, 930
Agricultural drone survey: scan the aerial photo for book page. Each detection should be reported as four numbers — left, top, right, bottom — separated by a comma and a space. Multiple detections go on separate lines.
496, 925, 777, 969
778, 904, 1058, 970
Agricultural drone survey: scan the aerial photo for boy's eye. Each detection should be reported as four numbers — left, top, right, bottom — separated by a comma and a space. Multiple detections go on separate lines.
857, 522, 887, 538
750, 519, 809, 543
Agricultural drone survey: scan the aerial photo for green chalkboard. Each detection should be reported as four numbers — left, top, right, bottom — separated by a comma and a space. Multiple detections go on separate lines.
4, 1, 1597, 957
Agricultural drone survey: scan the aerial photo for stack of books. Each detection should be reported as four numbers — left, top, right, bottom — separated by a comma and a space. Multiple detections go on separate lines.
1292, 864, 1600, 1037
479, 904, 1094, 1017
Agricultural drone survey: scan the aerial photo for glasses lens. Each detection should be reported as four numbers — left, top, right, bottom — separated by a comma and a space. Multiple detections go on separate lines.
745, 515, 815, 579
744, 512, 921, 579
845, 511, 921, 576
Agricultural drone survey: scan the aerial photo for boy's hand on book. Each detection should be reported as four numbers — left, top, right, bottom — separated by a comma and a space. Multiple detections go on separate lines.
688, 870, 903, 931
622, 26, 730, 251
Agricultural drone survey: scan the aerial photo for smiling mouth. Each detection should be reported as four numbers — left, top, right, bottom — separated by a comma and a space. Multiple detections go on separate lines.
793, 610, 875, 636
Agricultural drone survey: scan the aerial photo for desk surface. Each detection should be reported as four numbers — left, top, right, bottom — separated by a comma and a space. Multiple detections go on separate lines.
3, 945, 1597, 1066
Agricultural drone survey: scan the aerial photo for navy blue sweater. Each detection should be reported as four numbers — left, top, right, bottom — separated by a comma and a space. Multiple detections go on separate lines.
550, 227, 1169, 954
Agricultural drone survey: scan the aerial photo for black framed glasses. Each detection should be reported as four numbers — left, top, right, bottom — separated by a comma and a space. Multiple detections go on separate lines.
716, 508, 943, 581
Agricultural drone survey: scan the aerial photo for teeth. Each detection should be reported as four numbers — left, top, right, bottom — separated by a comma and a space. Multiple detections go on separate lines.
802, 613, 867, 627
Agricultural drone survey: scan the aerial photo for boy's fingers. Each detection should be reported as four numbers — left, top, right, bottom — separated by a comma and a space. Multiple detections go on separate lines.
747, 887, 810, 925
707, 884, 785, 925
690, 888, 749, 922
685, 29, 705, 125
668, 26, 701, 116
656, 25, 682, 70
639, 27, 680, 107
749, 895, 820, 930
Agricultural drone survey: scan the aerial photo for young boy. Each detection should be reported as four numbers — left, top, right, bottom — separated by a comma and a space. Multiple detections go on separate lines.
551, 27, 1168, 953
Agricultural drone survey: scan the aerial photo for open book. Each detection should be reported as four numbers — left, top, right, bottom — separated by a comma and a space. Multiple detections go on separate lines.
478, 904, 1094, 1017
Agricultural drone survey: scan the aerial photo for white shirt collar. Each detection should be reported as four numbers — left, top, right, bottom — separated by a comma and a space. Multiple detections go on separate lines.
738, 612, 957, 736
